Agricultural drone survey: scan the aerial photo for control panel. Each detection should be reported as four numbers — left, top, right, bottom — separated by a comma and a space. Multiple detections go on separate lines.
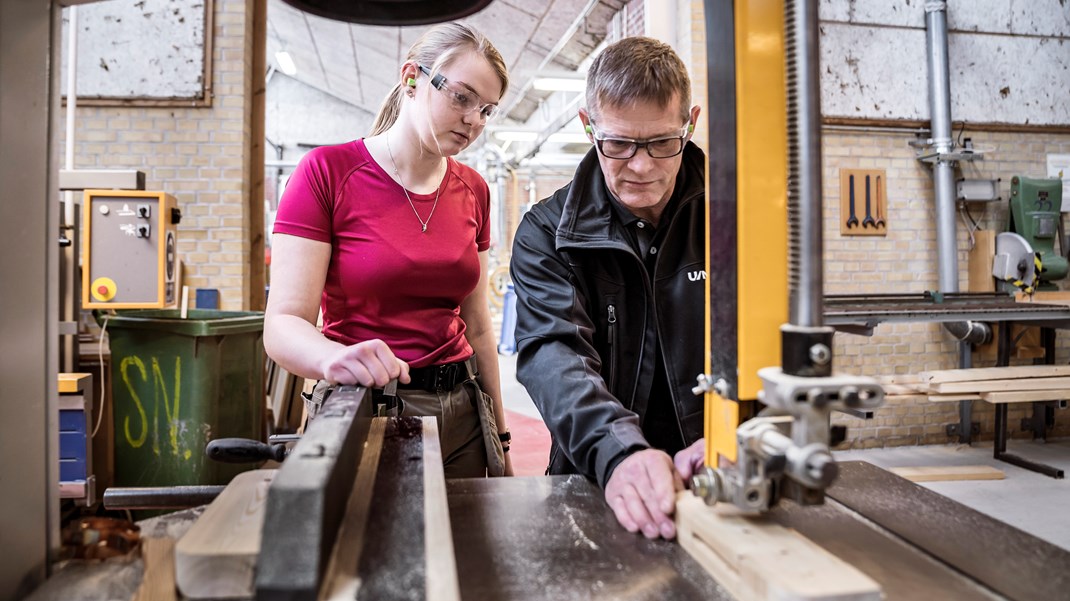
82, 190, 181, 309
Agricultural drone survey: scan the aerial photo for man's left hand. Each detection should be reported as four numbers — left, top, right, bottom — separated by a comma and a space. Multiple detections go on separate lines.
604, 449, 684, 540
673, 438, 706, 483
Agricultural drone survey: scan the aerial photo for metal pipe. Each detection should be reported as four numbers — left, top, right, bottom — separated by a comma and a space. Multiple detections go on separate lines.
103, 485, 225, 510
64, 6, 77, 229
926, 2, 957, 292
925, 1, 991, 344
785, 0, 823, 328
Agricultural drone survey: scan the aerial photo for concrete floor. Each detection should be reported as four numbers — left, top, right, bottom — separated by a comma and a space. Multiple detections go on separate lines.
496, 351, 1070, 551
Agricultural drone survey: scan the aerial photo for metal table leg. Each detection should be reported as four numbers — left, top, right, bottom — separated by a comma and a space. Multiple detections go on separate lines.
992, 323, 1064, 479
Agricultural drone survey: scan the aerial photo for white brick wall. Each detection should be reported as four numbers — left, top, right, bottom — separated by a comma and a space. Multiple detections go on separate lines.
67, 0, 257, 311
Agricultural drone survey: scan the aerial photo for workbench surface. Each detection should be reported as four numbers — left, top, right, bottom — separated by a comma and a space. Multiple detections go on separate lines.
447, 475, 730, 601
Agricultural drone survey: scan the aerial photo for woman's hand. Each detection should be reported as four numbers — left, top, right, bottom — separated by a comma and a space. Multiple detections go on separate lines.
503, 449, 515, 477
319, 339, 411, 387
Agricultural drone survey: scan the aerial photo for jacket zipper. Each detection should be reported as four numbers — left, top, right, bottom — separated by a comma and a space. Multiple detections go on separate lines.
606, 303, 619, 394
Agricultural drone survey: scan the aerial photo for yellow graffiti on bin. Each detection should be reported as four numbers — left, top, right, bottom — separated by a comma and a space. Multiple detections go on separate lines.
121, 354, 184, 458
152, 356, 182, 457
120, 356, 149, 448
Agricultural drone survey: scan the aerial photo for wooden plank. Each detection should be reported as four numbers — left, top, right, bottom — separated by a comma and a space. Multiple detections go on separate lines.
889, 465, 1005, 482
676, 493, 881, 601
320, 418, 387, 601
133, 537, 177, 601
926, 394, 981, 403
929, 376, 1070, 394
968, 230, 996, 293
1016, 290, 1070, 304
883, 394, 928, 404
921, 365, 1070, 385
174, 470, 276, 599
880, 383, 923, 395
422, 417, 461, 601
57, 372, 92, 394
981, 389, 1070, 404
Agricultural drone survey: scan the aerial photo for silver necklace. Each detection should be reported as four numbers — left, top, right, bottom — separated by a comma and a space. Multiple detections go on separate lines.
385, 134, 442, 233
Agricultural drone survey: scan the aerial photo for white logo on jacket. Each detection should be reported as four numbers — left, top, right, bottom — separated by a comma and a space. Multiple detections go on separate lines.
687, 270, 707, 282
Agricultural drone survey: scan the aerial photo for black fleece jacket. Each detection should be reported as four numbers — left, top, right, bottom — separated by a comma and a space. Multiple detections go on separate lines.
510, 142, 707, 488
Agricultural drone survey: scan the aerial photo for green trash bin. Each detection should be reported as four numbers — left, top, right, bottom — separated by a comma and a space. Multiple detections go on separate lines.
104, 309, 265, 488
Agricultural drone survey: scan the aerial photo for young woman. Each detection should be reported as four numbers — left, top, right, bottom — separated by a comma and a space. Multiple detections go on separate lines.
265, 23, 512, 477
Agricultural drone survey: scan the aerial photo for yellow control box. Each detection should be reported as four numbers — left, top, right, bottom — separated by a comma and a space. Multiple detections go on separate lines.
82, 190, 179, 309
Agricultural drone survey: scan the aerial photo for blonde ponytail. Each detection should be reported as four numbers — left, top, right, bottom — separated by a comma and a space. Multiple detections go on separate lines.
370, 83, 405, 136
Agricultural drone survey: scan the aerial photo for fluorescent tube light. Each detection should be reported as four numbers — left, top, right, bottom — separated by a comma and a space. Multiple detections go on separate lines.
275, 50, 297, 76
532, 77, 586, 92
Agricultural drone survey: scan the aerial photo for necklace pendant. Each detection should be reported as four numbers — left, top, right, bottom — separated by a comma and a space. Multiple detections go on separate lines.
421, 224, 428, 233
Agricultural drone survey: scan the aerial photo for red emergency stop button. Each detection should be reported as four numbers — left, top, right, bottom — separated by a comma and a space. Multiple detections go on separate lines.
90, 277, 117, 302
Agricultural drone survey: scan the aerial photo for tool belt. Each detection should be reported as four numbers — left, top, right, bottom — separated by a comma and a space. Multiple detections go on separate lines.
399, 358, 476, 392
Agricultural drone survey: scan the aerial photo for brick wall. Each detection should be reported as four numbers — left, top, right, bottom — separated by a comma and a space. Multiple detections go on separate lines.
682, 0, 1070, 447
68, 0, 257, 311
828, 129, 1070, 448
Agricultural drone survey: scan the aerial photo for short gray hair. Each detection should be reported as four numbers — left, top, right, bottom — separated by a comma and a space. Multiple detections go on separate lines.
585, 36, 691, 123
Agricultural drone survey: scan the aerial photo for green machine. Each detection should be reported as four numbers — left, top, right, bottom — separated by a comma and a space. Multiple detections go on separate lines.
994, 176, 1067, 293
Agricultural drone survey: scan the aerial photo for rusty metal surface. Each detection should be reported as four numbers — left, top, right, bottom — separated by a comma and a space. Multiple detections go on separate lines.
447, 475, 732, 601
824, 292, 1070, 327
770, 500, 1003, 601
354, 417, 426, 601
827, 461, 1070, 601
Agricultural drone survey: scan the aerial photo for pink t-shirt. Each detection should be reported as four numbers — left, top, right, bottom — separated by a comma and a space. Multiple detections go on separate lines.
273, 139, 490, 368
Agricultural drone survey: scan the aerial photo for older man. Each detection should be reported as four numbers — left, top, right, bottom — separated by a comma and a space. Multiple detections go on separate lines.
511, 36, 706, 540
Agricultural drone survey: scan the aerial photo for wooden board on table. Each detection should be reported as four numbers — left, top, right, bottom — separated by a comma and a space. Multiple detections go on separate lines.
968, 230, 996, 293
921, 365, 1070, 385
133, 537, 177, 601
889, 465, 1005, 482
881, 383, 924, 395
929, 376, 1070, 394
927, 394, 981, 403
676, 493, 881, 601
981, 389, 1070, 404
175, 469, 276, 599
1015, 290, 1070, 305
58, 372, 92, 394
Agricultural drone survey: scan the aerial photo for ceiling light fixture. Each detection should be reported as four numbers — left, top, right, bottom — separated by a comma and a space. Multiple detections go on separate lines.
532, 77, 586, 92
493, 131, 539, 142
275, 50, 297, 76
548, 132, 591, 145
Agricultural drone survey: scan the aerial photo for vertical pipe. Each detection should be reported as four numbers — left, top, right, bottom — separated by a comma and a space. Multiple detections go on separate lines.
786, 0, 823, 328
926, 3, 990, 344
925, 2, 958, 293
64, 6, 77, 226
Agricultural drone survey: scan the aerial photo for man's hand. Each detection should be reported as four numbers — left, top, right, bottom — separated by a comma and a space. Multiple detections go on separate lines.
604, 449, 683, 540
320, 339, 411, 387
673, 438, 706, 483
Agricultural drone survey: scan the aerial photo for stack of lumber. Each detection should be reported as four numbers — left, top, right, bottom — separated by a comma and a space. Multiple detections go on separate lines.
879, 365, 1070, 404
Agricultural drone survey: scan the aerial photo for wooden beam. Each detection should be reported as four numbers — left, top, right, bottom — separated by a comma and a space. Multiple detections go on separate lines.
926, 394, 981, 403
423, 418, 461, 601
676, 493, 881, 601
134, 537, 178, 601
889, 466, 1005, 482
981, 389, 1070, 404
929, 376, 1070, 394
175, 470, 276, 599
921, 365, 1070, 385
320, 419, 387, 600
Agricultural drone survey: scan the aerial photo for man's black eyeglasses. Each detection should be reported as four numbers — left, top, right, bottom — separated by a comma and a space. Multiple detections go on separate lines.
588, 122, 690, 160
418, 64, 499, 120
